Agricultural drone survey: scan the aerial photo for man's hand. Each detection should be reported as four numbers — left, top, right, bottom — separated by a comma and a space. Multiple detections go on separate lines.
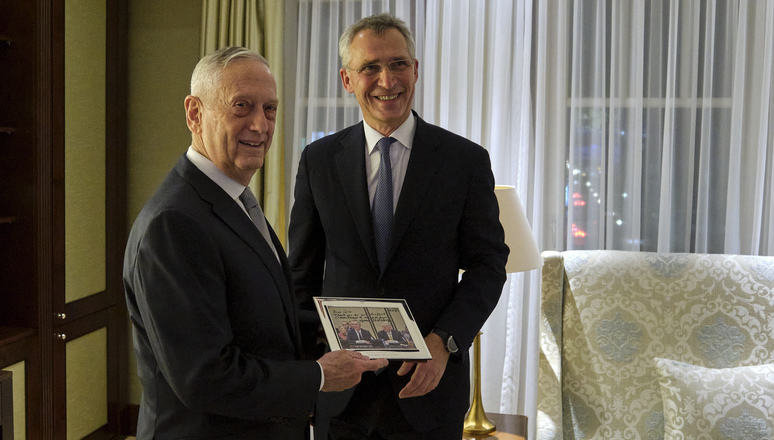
318, 350, 388, 392
396, 332, 450, 398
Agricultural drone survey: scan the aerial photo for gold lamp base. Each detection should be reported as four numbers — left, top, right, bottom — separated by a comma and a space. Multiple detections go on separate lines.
463, 332, 496, 435
463, 405, 496, 435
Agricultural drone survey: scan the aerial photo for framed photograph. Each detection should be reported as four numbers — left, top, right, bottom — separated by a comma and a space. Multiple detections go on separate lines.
313, 297, 431, 361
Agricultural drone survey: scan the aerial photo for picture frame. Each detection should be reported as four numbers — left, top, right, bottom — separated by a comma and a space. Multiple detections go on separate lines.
313, 297, 432, 361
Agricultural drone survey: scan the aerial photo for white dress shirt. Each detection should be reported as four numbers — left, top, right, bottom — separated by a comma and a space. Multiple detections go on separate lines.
364, 115, 416, 212
186, 146, 251, 214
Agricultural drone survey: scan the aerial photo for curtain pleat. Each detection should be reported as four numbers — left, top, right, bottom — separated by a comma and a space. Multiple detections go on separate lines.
422, 1, 542, 434
549, 0, 774, 255
262, 0, 285, 244
200, 0, 286, 244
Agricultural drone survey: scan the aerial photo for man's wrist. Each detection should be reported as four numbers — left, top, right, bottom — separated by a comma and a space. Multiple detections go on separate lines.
431, 328, 459, 354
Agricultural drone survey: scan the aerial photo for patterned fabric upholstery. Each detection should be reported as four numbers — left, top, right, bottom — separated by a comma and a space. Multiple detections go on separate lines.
537, 250, 774, 440
654, 358, 774, 439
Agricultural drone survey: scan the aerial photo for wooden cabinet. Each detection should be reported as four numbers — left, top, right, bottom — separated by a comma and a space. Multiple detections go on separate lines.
0, 0, 128, 438
1, 369, 15, 440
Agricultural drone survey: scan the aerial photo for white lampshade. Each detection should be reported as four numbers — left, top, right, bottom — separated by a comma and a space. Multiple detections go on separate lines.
495, 185, 542, 273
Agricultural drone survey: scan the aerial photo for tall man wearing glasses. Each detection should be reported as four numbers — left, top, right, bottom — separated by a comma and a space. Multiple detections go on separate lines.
289, 13, 509, 439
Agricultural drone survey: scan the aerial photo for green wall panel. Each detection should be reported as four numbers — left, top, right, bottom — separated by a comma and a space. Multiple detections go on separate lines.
64, 0, 107, 303
66, 328, 108, 440
2, 361, 26, 440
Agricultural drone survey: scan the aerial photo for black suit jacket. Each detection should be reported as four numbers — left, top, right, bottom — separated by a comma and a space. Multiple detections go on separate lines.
124, 155, 321, 440
289, 113, 508, 433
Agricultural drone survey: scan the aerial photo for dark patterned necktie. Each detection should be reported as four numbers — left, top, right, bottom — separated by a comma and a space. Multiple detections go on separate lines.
373, 137, 396, 271
239, 187, 279, 261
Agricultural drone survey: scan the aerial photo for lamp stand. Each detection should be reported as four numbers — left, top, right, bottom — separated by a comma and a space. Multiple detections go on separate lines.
463, 332, 496, 435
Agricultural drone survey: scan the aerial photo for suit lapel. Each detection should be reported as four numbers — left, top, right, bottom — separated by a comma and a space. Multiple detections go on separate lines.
391, 116, 444, 260
334, 124, 381, 271
334, 117, 445, 274
175, 156, 298, 338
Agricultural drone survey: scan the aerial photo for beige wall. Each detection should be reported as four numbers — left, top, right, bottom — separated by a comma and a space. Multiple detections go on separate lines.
65, 0, 107, 303
127, 0, 201, 223
127, 0, 201, 404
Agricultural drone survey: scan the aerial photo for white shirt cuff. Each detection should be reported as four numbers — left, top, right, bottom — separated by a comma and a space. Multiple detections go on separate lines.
316, 361, 325, 391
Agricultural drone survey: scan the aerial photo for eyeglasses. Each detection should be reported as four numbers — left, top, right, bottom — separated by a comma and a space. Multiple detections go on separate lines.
350, 59, 414, 77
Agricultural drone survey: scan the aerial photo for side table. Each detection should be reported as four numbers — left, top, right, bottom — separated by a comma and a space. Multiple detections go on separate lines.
462, 413, 528, 440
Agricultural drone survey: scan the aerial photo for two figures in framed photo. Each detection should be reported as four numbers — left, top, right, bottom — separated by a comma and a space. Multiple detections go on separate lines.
315, 297, 430, 361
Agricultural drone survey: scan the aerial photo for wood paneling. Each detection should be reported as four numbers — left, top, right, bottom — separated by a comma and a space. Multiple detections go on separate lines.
0, 0, 128, 438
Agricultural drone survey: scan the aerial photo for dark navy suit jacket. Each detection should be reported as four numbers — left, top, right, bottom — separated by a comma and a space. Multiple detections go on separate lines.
346, 328, 374, 341
124, 155, 321, 439
289, 113, 509, 435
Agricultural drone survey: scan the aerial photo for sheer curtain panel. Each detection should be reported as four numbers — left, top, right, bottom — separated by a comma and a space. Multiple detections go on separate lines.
415, 2, 539, 435
538, 0, 774, 255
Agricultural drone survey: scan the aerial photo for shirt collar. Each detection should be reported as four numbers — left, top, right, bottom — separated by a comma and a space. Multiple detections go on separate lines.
364, 114, 416, 154
186, 146, 247, 200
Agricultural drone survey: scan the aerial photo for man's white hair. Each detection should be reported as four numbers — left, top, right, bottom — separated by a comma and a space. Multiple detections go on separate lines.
190, 46, 269, 102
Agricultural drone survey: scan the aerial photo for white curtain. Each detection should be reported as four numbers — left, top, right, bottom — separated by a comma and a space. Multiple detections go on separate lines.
289, 1, 774, 439
412, 1, 539, 436
538, 0, 774, 254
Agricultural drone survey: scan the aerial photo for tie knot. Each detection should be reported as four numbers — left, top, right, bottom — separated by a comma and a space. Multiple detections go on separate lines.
377, 137, 395, 155
239, 187, 259, 210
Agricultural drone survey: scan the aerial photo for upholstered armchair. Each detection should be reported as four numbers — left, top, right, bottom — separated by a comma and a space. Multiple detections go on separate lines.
537, 250, 774, 439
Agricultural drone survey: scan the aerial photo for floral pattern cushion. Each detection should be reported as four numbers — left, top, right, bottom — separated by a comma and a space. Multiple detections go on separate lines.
654, 358, 774, 440
537, 251, 774, 440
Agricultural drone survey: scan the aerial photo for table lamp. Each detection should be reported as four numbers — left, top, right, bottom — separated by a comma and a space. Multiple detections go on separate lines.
463, 185, 542, 436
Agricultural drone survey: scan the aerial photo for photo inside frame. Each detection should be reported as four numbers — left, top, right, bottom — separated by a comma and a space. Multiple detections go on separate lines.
325, 305, 418, 351
313, 297, 431, 361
